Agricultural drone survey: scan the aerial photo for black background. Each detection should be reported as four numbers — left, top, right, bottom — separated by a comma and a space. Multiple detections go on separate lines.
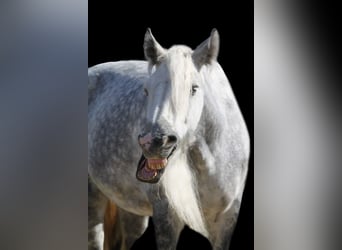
89, 2, 253, 249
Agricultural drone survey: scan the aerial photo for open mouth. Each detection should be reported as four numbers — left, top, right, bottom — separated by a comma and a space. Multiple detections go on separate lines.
136, 147, 176, 183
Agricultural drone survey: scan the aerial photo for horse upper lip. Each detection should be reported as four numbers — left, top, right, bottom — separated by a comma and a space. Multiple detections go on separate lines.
141, 145, 177, 161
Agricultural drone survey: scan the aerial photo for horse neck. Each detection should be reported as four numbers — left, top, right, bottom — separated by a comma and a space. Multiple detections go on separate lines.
198, 64, 234, 144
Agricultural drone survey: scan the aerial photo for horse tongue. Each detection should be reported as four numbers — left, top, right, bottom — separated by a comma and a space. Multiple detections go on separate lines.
137, 156, 157, 181
140, 164, 157, 179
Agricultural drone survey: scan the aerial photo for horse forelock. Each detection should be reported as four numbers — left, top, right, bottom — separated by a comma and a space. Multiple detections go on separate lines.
166, 46, 196, 123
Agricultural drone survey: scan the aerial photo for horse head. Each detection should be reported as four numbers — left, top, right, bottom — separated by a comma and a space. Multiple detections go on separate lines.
137, 28, 220, 183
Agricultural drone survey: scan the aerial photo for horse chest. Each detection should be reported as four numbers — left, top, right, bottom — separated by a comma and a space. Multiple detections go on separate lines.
189, 143, 236, 216
106, 185, 153, 216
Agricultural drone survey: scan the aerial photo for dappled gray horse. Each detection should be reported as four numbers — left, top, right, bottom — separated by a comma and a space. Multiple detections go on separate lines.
88, 28, 250, 250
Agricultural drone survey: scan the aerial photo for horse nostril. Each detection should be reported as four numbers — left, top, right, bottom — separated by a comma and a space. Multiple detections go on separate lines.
162, 135, 178, 147
168, 135, 178, 144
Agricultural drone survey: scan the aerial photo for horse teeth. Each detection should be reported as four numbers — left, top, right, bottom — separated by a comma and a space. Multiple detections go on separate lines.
147, 159, 168, 170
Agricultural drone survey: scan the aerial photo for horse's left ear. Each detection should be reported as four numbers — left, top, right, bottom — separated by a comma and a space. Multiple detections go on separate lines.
192, 29, 220, 69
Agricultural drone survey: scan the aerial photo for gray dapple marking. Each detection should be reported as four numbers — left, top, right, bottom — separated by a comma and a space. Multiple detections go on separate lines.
88, 28, 250, 250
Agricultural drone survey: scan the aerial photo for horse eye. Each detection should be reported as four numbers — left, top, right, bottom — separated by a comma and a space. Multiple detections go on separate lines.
144, 88, 148, 96
191, 85, 199, 96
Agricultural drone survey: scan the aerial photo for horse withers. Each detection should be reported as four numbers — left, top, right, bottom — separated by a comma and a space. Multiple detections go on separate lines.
88, 28, 250, 250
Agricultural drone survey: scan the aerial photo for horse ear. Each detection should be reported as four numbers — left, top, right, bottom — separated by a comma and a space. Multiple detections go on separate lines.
143, 28, 165, 65
192, 29, 220, 69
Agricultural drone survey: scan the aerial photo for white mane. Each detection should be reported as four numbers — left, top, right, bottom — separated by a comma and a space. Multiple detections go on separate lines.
162, 149, 208, 237
161, 46, 208, 237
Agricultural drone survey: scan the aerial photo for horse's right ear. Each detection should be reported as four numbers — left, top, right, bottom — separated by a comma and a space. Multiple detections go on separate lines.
143, 28, 166, 65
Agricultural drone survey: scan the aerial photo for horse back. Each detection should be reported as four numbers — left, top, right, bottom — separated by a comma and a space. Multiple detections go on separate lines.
88, 61, 149, 107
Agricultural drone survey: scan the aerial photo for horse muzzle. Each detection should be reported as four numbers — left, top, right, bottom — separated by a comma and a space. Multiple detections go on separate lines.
136, 132, 177, 183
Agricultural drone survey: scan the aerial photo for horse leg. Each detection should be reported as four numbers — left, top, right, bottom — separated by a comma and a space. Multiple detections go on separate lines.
207, 200, 241, 250
103, 200, 118, 250
152, 200, 184, 250
110, 207, 149, 250
88, 177, 108, 250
